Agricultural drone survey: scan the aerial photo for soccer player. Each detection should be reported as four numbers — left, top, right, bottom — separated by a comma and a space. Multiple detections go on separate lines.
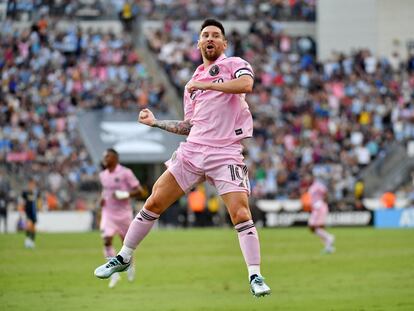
307, 176, 335, 253
20, 179, 39, 249
99, 148, 143, 288
0, 174, 10, 233
94, 19, 271, 297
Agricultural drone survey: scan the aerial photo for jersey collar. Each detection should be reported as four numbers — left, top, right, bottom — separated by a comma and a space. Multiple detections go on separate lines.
108, 164, 121, 173
196, 53, 227, 73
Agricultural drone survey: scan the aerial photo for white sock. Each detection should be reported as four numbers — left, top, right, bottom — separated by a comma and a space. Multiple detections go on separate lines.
315, 228, 334, 247
118, 245, 134, 263
248, 265, 261, 280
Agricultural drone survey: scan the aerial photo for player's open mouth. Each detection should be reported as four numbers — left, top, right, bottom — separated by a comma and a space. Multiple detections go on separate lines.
206, 44, 215, 51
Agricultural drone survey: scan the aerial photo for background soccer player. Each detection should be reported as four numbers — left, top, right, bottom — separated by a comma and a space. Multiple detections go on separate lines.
99, 148, 143, 288
20, 178, 39, 249
94, 19, 271, 297
0, 173, 10, 233
307, 175, 335, 253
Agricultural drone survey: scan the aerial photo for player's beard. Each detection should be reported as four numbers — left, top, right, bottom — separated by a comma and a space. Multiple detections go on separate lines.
201, 47, 221, 62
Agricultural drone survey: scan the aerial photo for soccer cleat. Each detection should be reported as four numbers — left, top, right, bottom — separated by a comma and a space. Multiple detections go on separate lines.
24, 238, 35, 249
108, 273, 121, 288
127, 262, 135, 282
323, 236, 336, 254
94, 256, 130, 279
322, 245, 336, 254
250, 275, 271, 297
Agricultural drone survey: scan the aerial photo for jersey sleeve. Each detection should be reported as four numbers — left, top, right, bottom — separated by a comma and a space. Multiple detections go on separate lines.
231, 57, 254, 80
125, 168, 140, 189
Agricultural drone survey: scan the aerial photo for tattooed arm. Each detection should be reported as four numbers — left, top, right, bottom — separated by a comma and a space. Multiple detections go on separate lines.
138, 108, 192, 136
152, 119, 192, 135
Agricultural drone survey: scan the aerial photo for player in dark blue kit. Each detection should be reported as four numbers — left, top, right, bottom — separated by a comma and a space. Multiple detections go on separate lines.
20, 179, 39, 249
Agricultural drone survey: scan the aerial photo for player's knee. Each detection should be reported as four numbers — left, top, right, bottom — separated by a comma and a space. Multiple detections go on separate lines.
231, 206, 251, 225
103, 237, 112, 246
144, 194, 164, 214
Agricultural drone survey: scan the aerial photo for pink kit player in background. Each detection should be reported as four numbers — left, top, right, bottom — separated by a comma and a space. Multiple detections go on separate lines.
99, 148, 143, 288
308, 178, 336, 253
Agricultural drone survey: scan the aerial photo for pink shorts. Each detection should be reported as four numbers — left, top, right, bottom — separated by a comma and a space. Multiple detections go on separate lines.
308, 201, 328, 227
166, 142, 250, 195
100, 210, 132, 238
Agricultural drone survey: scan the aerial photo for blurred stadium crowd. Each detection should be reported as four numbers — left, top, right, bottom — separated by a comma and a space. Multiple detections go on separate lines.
4, 0, 316, 21
1, 0, 414, 213
0, 11, 165, 209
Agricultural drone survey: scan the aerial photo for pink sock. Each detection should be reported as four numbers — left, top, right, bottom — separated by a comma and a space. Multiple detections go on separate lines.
235, 220, 261, 267
315, 228, 334, 247
123, 208, 160, 249
104, 245, 116, 259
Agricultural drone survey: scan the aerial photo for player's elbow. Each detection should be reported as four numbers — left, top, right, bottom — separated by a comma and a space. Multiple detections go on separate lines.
242, 80, 253, 93
244, 84, 253, 93
237, 76, 253, 93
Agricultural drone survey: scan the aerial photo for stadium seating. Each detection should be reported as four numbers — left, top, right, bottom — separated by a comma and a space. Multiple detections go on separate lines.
0, 13, 169, 209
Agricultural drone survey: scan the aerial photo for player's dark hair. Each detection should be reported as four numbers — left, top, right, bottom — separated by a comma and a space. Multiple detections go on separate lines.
200, 19, 225, 37
106, 148, 119, 158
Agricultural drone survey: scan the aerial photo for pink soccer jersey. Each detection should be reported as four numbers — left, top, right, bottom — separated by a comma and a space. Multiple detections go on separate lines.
309, 180, 328, 207
184, 54, 254, 147
308, 181, 329, 226
99, 164, 140, 236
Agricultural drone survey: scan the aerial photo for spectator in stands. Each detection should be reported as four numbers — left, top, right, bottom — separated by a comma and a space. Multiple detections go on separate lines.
381, 191, 396, 209
120, 1, 134, 32
188, 185, 207, 227
207, 193, 222, 226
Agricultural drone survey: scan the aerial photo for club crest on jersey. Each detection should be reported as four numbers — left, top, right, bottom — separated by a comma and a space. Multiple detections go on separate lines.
209, 65, 220, 76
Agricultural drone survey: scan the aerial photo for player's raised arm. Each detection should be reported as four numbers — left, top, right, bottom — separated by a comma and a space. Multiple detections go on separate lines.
138, 108, 192, 136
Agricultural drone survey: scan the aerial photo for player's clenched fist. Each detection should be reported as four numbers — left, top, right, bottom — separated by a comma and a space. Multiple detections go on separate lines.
186, 81, 210, 93
138, 108, 156, 126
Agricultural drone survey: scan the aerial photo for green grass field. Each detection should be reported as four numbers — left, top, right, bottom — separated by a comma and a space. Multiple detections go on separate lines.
1, 228, 414, 311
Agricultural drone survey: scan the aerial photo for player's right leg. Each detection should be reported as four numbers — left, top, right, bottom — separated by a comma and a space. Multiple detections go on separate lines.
94, 170, 184, 279
119, 232, 135, 282
221, 192, 271, 297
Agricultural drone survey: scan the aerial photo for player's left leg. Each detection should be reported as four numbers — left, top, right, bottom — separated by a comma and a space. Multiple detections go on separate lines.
313, 225, 335, 253
221, 192, 271, 297
25, 220, 36, 249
